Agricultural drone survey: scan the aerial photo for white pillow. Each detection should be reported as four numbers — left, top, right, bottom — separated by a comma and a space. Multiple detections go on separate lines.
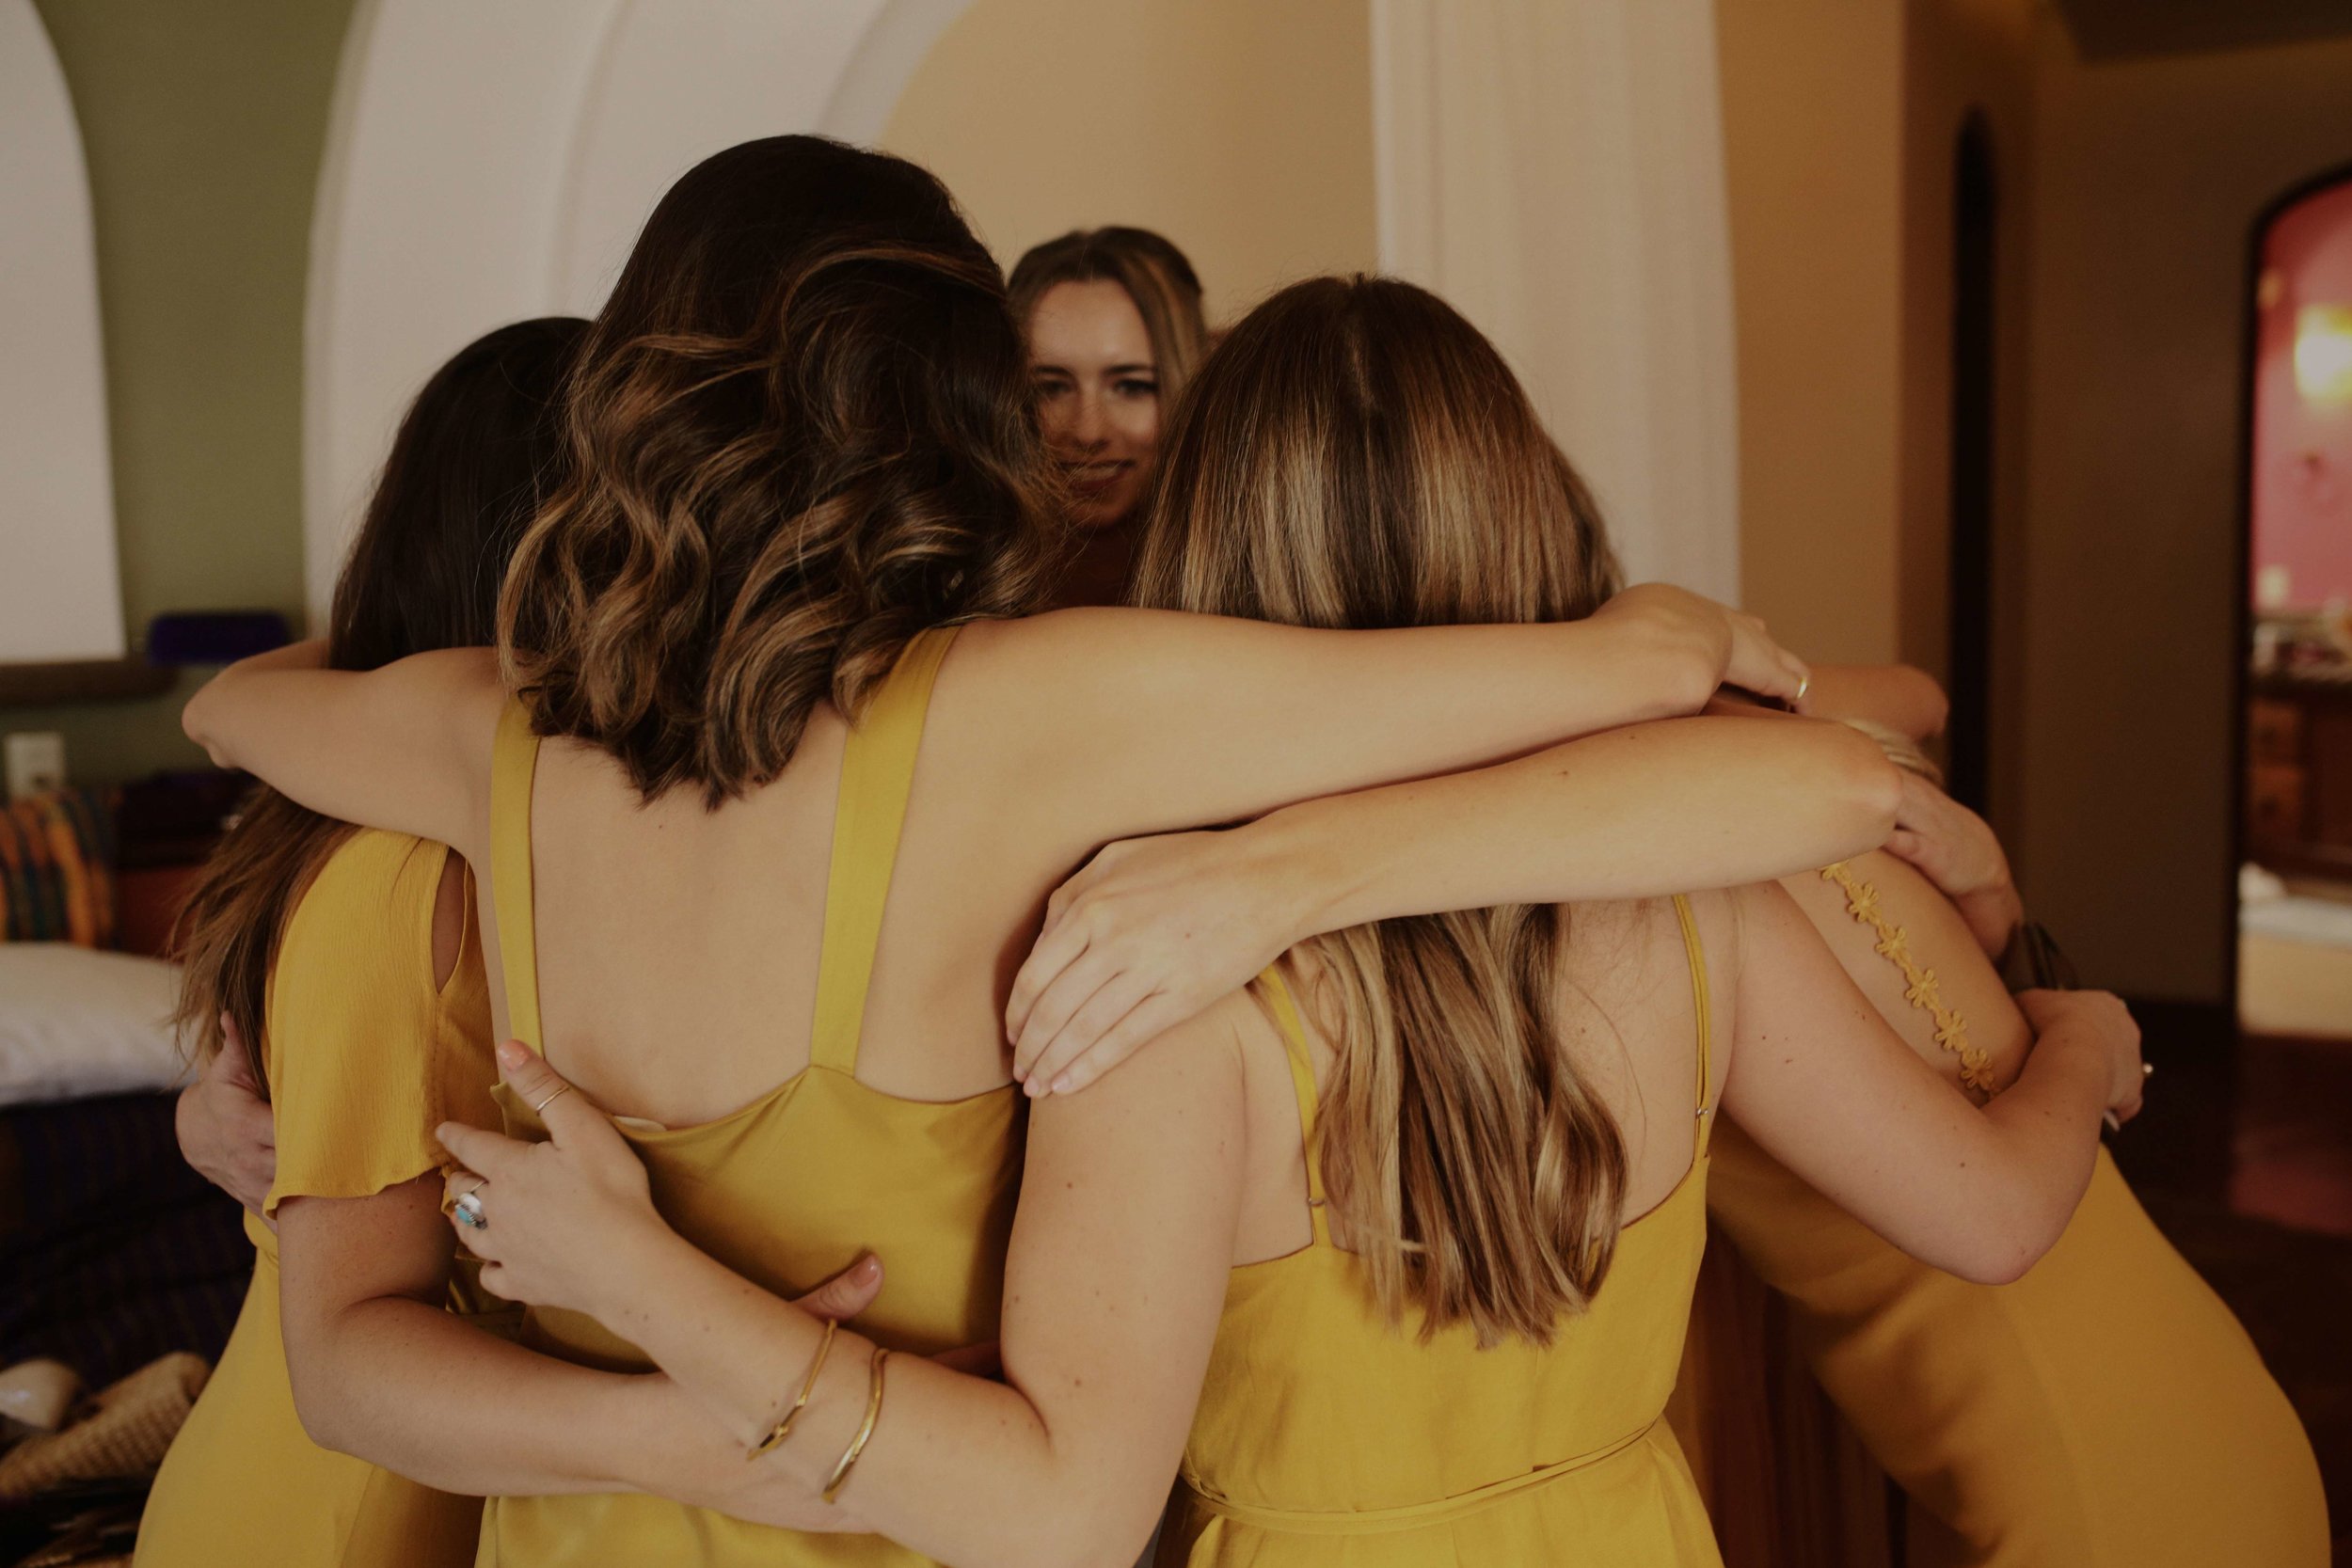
0, 943, 191, 1106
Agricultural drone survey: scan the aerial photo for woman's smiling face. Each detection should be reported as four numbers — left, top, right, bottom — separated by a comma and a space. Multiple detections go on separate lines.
1027, 278, 1162, 531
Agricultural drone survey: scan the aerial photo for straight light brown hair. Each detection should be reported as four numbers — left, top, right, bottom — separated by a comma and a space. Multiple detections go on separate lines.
1136, 276, 1626, 1347
1008, 228, 1211, 410
173, 317, 585, 1083
500, 136, 1062, 804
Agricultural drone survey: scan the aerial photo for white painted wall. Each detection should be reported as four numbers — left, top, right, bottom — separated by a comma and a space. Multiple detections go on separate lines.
1372, 0, 1743, 601
303, 0, 972, 623
0, 0, 126, 662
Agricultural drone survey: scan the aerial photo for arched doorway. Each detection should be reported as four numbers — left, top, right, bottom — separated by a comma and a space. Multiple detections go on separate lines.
2233, 159, 2352, 1234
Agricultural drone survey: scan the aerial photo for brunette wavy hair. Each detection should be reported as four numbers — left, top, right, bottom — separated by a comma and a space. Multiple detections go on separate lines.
499, 136, 1062, 803
1136, 277, 1625, 1346
173, 317, 586, 1083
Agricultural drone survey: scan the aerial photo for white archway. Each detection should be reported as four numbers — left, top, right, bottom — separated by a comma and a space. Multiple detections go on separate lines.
302, 0, 973, 623
1, 0, 125, 661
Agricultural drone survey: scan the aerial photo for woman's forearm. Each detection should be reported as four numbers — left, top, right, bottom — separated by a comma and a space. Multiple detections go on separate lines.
595, 1230, 1146, 1568
1259, 713, 1900, 936
1948, 1022, 2113, 1280
288, 1294, 657, 1496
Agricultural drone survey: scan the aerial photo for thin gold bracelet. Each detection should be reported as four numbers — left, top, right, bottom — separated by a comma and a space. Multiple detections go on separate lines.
747, 1317, 839, 1460
819, 1345, 891, 1503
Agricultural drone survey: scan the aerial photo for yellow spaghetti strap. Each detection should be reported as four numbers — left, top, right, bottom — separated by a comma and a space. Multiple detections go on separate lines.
489, 698, 544, 1053
808, 627, 960, 1075
1670, 895, 1710, 1129
1256, 968, 1331, 1247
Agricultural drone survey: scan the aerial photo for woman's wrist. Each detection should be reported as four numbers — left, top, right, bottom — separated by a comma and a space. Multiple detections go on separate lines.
581, 1214, 704, 1338
1246, 799, 1375, 944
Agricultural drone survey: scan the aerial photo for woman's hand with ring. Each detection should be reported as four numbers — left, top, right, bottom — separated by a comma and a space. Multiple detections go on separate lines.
436, 1041, 670, 1325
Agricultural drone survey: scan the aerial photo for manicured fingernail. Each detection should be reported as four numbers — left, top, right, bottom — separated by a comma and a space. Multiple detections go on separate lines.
497, 1040, 528, 1069
855, 1255, 881, 1281
1024, 1076, 1045, 1099
1050, 1074, 1073, 1096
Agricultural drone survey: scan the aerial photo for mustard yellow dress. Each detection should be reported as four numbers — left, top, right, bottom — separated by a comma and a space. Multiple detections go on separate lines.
1694, 861, 2329, 1568
477, 626, 1022, 1567
135, 831, 502, 1568
1162, 898, 1724, 1566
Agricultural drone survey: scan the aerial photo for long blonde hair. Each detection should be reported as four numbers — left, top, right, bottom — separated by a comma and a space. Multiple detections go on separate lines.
1136, 277, 1626, 1345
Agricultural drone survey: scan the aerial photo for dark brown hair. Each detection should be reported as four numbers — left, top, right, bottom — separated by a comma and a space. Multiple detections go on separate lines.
173, 317, 586, 1083
499, 136, 1062, 803
1136, 277, 1624, 1346
1008, 227, 1210, 409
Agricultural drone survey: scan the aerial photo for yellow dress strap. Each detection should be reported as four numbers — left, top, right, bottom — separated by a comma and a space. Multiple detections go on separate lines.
1255, 967, 1331, 1247
490, 698, 545, 1053
809, 626, 961, 1075
1670, 895, 1711, 1142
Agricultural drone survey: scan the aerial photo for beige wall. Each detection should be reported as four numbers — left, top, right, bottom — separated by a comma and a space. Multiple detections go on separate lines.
2016, 24, 2352, 1003
880, 0, 1378, 324
1718, 0, 1906, 667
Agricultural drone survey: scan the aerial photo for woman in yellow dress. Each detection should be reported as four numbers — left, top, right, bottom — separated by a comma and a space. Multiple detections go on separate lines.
395, 276, 2137, 1567
134, 317, 585, 1567
178, 137, 1958, 1566
1681, 738, 2329, 1568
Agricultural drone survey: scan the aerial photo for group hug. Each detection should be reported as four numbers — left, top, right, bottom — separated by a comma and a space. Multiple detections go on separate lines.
137, 135, 2326, 1566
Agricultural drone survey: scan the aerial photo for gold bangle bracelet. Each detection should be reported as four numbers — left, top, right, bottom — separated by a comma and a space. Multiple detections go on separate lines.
748, 1317, 839, 1460
819, 1345, 891, 1503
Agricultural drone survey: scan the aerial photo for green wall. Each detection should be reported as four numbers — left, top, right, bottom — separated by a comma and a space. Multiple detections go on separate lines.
2, 0, 355, 784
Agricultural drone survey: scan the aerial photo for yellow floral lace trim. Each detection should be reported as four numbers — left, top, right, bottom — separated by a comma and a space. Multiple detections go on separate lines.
1820, 862, 1996, 1095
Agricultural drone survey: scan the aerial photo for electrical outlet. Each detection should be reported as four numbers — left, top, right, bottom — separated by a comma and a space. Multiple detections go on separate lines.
6, 732, 67, 800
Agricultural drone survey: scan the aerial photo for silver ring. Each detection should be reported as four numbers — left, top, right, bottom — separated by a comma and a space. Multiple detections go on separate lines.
454, 1188, 488, 1230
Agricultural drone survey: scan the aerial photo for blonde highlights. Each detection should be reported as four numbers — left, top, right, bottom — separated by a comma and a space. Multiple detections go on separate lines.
1138, 277, 1626, 1344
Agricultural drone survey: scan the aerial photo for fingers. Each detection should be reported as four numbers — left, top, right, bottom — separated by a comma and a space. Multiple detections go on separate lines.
493, 1040, 604, 1144
215, 1016, 262, 1088
1011, 947, 1123, 1083
1022, 972, 1157, 1098
1032, 991, 1192, 1098
1007, 918, 1097, 1056
789, 1254, 883, 1323
436, 1118, 526, 1180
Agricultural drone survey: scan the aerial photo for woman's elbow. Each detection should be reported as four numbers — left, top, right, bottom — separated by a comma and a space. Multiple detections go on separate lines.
1944, 1188, 2074, 1286
284, 1357, 358, 1455
181, 677, 238, 768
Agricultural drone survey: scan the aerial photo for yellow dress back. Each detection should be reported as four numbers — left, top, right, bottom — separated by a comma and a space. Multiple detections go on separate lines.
477, 626, 1022, 1567
136, 830, 501, 1568
1161, 897, 1724, 1567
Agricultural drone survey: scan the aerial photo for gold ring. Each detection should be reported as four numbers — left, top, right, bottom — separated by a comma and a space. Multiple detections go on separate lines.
1796, 674, 1811, 705
532, 1083, 576, 1116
